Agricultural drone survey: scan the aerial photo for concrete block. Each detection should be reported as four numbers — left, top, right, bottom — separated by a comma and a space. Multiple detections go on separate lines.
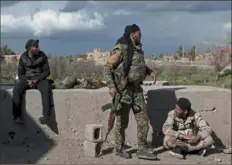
85, 124, 103, 142
83, 140, 103, 157
155, 81, 170, 86
143, 81, 154, 86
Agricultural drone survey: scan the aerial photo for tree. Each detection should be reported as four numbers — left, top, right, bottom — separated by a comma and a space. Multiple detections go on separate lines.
0, 45, 16, 55
0, 53, 4, 63
159, 53, 164, 59
208, 45, 231, 78
188, 45, 196, 61
177, 45, 183, 58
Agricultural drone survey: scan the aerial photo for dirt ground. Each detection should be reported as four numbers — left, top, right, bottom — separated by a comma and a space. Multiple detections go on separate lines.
0, 138, 231, 164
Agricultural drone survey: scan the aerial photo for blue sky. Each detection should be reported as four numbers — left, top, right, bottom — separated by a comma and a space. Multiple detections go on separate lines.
1, 1, 231, 56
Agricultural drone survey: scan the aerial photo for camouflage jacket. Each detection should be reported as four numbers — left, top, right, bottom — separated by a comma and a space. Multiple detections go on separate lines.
104, 36, 147, 89
162, 109, 212, 139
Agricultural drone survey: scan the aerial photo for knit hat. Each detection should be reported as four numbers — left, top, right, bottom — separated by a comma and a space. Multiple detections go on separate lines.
25, 39, 39, 50
176, 97, 191, 110
130, 24, 140, 33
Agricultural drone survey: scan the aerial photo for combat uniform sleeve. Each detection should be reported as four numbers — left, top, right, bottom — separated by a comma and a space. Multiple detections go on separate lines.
194, 113, 212, 139
103, 44, 123, 88
162, 111, 179, 138
18, 56, 27, 81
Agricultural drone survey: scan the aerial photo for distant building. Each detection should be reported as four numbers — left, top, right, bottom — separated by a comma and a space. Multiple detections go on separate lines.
87, 48, 110, 61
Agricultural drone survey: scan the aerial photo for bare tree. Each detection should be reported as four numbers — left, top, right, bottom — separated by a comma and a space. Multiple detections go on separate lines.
208, 46, 231, 78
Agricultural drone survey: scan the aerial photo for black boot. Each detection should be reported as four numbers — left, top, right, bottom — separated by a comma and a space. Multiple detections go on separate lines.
136, 146, 158, 160
168, 146, 188, 159
14, 116, 24, 125
168, 148, 185, 159
116, 148, 132, 159
38, 116, 48, 125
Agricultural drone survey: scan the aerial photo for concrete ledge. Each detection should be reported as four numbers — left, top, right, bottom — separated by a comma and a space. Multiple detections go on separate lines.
0, 85, 231, 148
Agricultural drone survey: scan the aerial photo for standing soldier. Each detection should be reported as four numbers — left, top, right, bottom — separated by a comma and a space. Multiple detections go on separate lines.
104, 24, 157, 160
162, 97, 214, 159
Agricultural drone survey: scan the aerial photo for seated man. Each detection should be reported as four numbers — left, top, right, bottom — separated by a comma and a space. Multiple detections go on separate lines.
162, 97, 214, 159
13, 39, 52, 125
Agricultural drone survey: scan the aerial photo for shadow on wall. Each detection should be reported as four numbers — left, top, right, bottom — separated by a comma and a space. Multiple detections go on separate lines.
147, 87, 181, 147
0, 89, 57, 164
22, 88, 59, 135
147, 87, 225, 149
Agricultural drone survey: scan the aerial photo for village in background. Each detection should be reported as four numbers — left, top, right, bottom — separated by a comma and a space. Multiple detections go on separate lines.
0, 42, 231, 89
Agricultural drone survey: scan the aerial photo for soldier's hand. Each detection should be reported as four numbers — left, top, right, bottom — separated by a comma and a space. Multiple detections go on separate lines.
150, 72, 156, 85
188, 135, 201, 144
179, 134, 193, 140
27, 80, 33, 87
109, 87, 116, 97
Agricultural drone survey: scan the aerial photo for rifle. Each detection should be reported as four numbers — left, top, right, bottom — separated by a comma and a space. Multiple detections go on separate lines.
104, 35, 133, 142
104, 75, 128, 142
104, 92, 121, 141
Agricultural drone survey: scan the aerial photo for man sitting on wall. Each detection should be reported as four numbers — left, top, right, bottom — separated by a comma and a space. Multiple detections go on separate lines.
162, 97, 214, 159
13, 39, 52, 125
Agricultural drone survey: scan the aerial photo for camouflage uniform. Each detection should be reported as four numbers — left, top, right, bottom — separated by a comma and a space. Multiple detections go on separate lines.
104, 36, 149, 151
162, 109, 213, 152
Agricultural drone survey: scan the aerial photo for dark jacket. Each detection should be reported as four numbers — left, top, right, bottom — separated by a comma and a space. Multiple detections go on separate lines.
18, 51, 50, 81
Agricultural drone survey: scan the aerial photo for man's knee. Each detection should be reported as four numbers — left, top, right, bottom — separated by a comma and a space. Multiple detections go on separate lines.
202, 135, 214, 147
39, 79, 50, 87
38, 80, 52, 92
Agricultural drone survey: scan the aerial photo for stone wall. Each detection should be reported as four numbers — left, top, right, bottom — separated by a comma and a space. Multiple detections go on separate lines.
0, 86, 231, 148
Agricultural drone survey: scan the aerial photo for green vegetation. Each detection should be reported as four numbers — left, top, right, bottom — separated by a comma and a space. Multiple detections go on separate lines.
1, 45, 16, 55
144, 65, 231, 89
1, 46, 231, 89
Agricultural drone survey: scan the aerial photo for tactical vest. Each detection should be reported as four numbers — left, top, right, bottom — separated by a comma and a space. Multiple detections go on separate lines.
112, 43, 147, 87
173, 111, 198, 136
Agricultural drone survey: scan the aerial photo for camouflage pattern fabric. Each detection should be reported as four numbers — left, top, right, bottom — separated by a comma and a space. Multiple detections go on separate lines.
104, 36, 149, 150
114, 85, 149, 150
162, 109, 214, 152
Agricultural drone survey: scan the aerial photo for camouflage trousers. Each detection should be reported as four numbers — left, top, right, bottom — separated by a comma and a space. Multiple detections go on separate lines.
114, 86, 149, 150
163, 135, 214, 152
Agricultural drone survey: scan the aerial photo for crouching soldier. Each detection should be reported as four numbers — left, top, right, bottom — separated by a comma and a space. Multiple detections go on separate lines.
162, 97, 214, 159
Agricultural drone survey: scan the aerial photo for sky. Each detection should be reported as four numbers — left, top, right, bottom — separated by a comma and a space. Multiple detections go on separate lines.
1, 1, 231, 56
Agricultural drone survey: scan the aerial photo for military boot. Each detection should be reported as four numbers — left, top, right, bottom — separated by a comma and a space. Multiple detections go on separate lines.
223, 146, 232, 154
136, 145, 158, 160
14, 116, 24, 125
38, 116, 49, 125
168, 148, 184, 159
168, 146, 188, 159
116, 148, 132, 159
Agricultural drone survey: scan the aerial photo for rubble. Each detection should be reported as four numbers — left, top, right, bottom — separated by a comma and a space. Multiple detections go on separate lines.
52, 76, 107, 89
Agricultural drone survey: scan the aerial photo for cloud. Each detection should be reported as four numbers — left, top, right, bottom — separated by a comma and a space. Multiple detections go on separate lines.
1, 1, 105, 37
1, 1, 231, 55
223, 22, 231, 30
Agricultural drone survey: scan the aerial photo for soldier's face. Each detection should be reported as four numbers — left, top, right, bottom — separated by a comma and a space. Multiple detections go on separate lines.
175, 104, 187, 118
30, 45, 40, 55
132, 30, 141, 44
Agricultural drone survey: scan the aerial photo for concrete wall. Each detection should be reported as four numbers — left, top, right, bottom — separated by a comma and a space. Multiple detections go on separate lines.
0, 86, 231, 148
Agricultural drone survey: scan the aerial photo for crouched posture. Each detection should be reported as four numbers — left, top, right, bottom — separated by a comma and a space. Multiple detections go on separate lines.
13, 39, 52, 125
162, 98, 214, 159
104, 24, 156, 160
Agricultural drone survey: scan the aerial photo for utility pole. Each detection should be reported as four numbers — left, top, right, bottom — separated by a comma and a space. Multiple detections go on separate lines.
183, 46, 184, 58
